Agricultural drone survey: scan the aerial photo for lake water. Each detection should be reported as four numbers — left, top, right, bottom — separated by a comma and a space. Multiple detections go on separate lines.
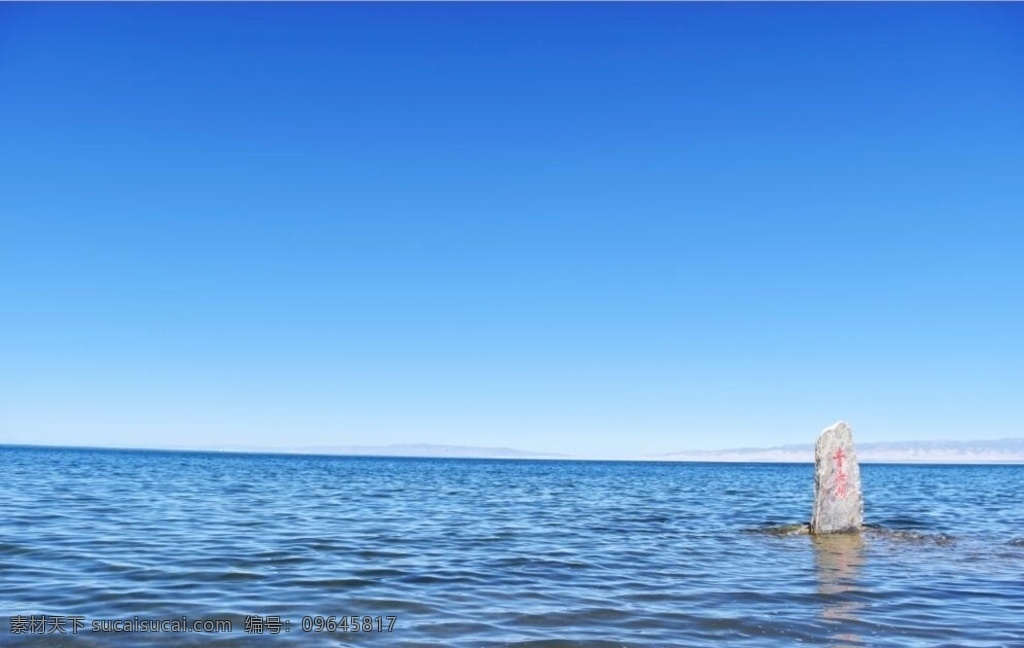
1, 446, 1022, 646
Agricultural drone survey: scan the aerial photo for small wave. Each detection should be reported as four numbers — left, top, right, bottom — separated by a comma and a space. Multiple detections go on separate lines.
748, 522, 957, 544
862, 524, 956, 545
749, 523, 810, 536
872, 516, 932, 530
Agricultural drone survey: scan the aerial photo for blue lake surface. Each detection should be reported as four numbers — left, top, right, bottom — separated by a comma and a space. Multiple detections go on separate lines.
1, 445, 1022, 646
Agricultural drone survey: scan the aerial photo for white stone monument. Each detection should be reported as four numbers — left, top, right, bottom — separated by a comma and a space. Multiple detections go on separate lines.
810, 421, 863, 534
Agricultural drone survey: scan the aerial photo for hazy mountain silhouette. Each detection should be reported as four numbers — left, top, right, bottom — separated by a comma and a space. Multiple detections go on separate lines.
656, 438, 1024, 463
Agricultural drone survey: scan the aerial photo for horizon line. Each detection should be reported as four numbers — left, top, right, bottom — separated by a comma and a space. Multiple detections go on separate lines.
3, 441, 1024, 466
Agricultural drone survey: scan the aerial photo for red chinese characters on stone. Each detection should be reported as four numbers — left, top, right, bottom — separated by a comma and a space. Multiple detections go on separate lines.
832, 447, 849, 499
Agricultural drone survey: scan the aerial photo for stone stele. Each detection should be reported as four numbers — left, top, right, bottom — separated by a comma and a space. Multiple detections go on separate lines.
809, 421, 863, 534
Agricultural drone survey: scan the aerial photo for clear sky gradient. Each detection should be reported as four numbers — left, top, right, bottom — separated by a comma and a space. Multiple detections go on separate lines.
2, 4, 1022, 457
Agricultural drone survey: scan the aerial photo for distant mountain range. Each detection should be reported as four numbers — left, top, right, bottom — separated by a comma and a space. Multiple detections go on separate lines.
301, 443, 570, 459
20, 439, 1021, 464
655, 438, 1024, 464
208, 443, 568, 460
205, 438, 1024, 463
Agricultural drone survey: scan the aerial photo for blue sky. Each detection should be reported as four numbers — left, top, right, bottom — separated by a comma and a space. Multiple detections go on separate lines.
2, 4, 1022, 458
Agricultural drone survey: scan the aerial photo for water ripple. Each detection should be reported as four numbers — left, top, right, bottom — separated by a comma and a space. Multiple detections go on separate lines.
1, 447, 1023, 646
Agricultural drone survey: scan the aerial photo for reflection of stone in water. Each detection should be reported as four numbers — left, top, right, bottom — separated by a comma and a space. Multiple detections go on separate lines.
813, 533, 864, 647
